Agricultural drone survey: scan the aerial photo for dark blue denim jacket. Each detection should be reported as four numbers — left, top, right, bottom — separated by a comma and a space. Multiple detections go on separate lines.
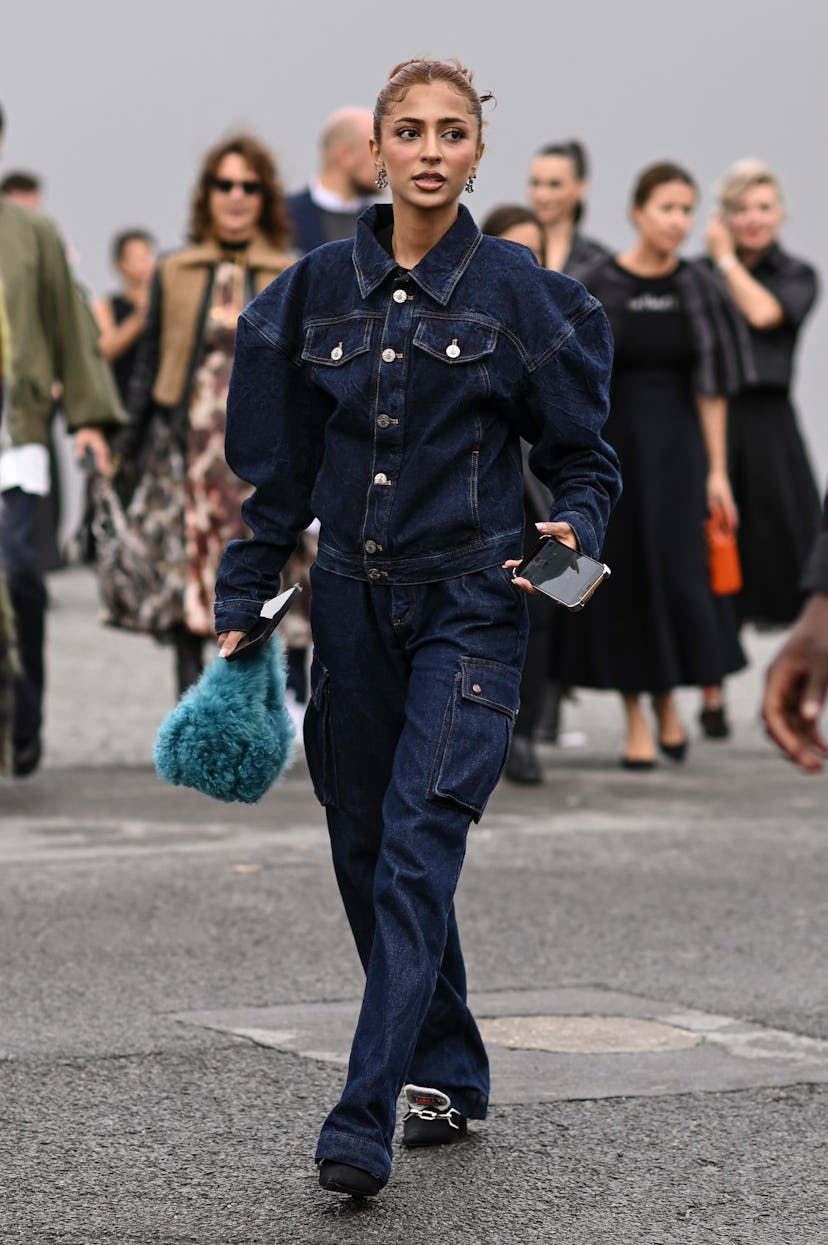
214, 203, 620, 633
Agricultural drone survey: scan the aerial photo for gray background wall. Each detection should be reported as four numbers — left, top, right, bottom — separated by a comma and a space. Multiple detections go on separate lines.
3, 0, 826, 483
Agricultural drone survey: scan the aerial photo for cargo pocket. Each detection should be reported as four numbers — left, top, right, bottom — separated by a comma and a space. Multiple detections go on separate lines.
428, 656, 521, 822
302, 662, 338, 807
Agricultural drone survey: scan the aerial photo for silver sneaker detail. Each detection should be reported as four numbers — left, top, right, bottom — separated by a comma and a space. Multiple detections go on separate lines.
403, 1084, 462, 1128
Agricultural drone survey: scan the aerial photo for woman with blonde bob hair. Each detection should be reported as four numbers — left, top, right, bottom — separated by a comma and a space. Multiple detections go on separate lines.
701, 158, 822, 735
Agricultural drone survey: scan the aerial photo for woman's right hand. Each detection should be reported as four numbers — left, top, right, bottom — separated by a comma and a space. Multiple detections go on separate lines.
707, 471, 739, 532
217, 631, 248, 658
704, 212, 735, 263
505, 520, 578, 595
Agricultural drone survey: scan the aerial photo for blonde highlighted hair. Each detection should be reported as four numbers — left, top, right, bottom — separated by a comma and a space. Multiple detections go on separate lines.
716, 158, 783, 212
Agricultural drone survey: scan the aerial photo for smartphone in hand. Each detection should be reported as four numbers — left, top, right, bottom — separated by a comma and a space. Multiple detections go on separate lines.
224, 585, 302, 661
513, 535, 610, 611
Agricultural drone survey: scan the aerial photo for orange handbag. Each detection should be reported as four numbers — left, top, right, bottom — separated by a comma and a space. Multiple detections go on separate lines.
704, 504, 743, 596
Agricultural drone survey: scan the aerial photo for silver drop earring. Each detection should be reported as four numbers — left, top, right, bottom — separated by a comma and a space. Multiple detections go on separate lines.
465, 174, 476, 194
375, 167, 388, 190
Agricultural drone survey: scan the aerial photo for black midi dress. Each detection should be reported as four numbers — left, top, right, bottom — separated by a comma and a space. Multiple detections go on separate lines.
722, 244, 822, 626
557, 259, 745, 694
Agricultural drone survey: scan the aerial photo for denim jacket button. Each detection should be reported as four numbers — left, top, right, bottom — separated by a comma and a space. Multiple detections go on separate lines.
364, 539, 378, 553
330, 345, 343, 361
472, 683, 482, 694
446, 341, 461, 359
393, 290, 407, 304
367, 568, 383, 580
376, 414, 391, 428
373, 472, 389, 485
381, 348, 396, 363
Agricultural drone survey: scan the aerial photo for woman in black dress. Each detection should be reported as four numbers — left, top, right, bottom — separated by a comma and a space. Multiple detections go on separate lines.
512, 143, 612, 774
558, 162, 745, 767
93, 230, 156, 405
701, 159, 822, 735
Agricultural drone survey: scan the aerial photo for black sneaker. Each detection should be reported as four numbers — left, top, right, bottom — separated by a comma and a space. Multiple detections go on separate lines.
318, 1160, 381, 1198
13, 735, 41, 778
402, 1084, 468, 1148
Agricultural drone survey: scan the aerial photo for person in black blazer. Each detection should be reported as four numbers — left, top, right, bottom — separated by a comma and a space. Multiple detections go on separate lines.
527, 139, 609, 280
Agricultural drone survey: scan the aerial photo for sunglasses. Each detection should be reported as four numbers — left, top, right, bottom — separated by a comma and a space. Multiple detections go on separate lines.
210, 177, 263, 196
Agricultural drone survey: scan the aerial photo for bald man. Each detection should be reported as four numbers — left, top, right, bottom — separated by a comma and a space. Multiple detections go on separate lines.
286, 107, 380, 254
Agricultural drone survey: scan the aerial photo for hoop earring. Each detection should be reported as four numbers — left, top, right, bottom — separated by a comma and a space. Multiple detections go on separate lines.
375, 167, 388, 190
465, 174, 476, 194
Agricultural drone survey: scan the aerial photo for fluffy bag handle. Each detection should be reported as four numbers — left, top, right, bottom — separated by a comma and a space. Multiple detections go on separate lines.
153, 638, 295, 803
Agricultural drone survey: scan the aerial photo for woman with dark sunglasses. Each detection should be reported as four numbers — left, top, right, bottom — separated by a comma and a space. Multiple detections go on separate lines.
112, 133, 295, 694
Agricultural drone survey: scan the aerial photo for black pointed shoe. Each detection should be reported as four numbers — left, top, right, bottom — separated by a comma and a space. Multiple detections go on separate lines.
658, 736, 688, 762
318, 1160, 381, 1198
402, 1084, 468, 1148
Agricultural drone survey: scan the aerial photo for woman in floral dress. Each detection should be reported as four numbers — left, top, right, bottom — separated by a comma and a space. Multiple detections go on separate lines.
117, 134, 295, 693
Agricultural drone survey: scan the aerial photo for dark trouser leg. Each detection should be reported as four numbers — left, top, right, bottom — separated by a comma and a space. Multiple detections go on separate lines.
306, 566, 526, 1184
285, 646, 308, 702
1, 489, 47, 753
172, 627, 204, 696
508, 513, 550, 782
513, 589, 550, 738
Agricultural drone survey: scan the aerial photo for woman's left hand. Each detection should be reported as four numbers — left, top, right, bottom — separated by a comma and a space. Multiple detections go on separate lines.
505, 520, 578, 595
707, 472, 739, 531
217, 630, 248, 658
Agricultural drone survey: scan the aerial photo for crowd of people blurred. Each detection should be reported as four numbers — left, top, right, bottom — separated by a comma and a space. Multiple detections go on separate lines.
0, 97, 823, 781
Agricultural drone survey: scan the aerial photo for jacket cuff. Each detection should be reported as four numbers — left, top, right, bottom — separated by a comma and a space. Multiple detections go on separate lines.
214, 597, 265, 635
549, 509, 599, 560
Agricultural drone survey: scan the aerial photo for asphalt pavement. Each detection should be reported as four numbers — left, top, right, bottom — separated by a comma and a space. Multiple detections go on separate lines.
1, 567, 826, 1245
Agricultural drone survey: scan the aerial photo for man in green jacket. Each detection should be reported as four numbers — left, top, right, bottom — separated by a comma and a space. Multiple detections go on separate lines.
0, 102, 122, 775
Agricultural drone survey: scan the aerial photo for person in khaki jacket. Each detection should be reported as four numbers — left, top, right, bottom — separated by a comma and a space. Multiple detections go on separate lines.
116, 132, 294, 695
0, 102, 122, 776
0, 272, 15, 776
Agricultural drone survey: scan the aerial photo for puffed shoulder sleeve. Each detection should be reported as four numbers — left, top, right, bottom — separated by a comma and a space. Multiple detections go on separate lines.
214, 272, 329, 634
765, 257, 818, 331
518, 286, 621, 559
682, 261, 754, 397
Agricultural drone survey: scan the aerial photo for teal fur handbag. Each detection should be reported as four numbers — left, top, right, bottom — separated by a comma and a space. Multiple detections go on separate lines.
153, 636, 296, 803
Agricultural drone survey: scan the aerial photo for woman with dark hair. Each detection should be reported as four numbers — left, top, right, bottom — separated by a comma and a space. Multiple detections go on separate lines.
556, 161, 745, 767
527, 139, 609, 279
114, 133, 294, 693
523, 142, 612, 762
479, 203, 543, 263
215, 58, 619, 1196
93, 229, 157, 405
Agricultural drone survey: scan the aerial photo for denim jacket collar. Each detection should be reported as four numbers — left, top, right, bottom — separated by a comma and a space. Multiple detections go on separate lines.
352, 203, 482, 306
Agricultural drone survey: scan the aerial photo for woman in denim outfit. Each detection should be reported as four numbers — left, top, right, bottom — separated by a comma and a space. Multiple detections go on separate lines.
215, 57, 620, 1198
